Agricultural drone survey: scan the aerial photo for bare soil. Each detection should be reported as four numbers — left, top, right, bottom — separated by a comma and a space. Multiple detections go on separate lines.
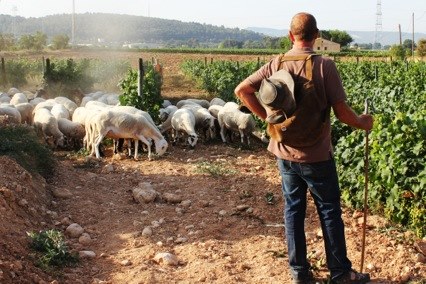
0, 51, 425, 284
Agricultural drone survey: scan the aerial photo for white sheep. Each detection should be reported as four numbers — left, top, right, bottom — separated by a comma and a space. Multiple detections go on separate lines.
0, 105, 22, 124
7, 87, 20, 96
176, 98, 210, 109
29, 97, 46, 107
113, 105, 157, 129
10, 92, 28, 106
14, 102, 34, 125
57, 118, 86, 149
54, 96, 78, 117
0, 94, 11, 104
159, 105, 178, 122
91, 109, 168, 160
51, 104, 71, 120
171, 108, 198, 147
32, 99, 57, 113
80, 95, 94, 107
208, 104, 223, 119
181, 104, 216, 141
33, 108, 64, 148
218, 106, 256, 145
158, 106, 178, 138
210, 97, 226, 107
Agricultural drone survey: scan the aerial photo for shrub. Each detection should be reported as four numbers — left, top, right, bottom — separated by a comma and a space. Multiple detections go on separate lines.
0, 124, 56, 179
27, 229, 79, 269
118, 63, 163, 122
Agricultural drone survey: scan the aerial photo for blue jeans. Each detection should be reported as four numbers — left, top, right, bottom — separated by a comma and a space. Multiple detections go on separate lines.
277, 158, 352, 280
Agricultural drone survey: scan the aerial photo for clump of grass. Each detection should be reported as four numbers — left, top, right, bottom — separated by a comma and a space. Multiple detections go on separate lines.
0, 124, 56, 179
27, 229, 79, 270
194, 161, 237, 177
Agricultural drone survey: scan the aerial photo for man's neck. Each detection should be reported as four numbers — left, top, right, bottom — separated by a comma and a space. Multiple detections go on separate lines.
293, 40, 314, 49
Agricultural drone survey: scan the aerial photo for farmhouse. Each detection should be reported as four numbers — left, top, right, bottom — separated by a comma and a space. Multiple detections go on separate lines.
314, 37, 341, 52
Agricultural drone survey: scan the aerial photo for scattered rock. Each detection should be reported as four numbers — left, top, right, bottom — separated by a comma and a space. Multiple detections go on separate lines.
79, 233, 92, 245
153, 252, 179, 266
79, 250, 96, 259
51, 187, 73, 199
142, 226, 153, 236
132, 183, 159, 203
120, 259, 132, 266
163, 193, 182, 204
66, 223, 84, 238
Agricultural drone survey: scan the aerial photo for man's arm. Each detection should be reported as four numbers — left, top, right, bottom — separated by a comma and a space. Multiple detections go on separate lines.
332, 100, 373, 131
234, 78, 267, 120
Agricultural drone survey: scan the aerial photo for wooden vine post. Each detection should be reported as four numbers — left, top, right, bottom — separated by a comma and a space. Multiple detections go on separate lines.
1, 57, 7, 87
138, 58, 144, 99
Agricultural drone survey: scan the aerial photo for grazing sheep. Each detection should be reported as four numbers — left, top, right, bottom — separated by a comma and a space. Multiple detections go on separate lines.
14, 103, 34, 125
33, 108, 64, 148
113, 106, 157, 129
7, 87, 20, 96
57, 118, 86, 149
176, 98, 210, 109
181, 104, 216, 141
80, 95, 95, 107
0, 94, 11, 104
171, 108, 198, 147
210, 97, 226, 107
162, 99, 172, 108
33, 99, 57, 113
218, 106, 256, 145
22, 90, 36, 100
29, 97, 46, 107
54, 96, 78, 116
0, 106, 22, 124
159, 105, 178, 122
10, 92, 28, 106
158, 106, 178, 139
208, 104, 223, 119
91, 109, 168, 160
71, 106, 104, 151
51, 104, 71, 120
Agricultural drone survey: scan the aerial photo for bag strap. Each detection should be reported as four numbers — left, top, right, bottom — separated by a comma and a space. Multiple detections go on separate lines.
278, 54, 317, 80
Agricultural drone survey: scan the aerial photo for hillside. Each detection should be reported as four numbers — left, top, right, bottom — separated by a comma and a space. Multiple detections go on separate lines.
0, 13, 264, 47
246, 27, 426, 46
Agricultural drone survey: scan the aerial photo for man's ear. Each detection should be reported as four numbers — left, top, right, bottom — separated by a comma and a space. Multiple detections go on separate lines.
289, 31, 295, 42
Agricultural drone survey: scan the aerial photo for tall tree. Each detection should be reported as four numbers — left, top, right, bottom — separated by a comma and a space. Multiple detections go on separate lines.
51, 34, 70, 50
320, 29, 353, 47
417, 39, 426, 58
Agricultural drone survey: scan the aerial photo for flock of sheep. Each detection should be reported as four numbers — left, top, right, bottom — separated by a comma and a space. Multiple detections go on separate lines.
0, 87, 267, 160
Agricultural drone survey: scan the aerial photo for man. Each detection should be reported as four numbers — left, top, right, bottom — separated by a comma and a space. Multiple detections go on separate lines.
234, 12, 373, 284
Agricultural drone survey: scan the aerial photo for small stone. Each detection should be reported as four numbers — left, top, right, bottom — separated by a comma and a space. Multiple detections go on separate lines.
79, 233, 92, 245
120, 259, 132, 266
153, 252, 179, 266
142, 226, 153, 236
51, 188, 73, 199
236, 205, 250, 211
66, 223, 84, 238
163, 193, 182, 203
103, 164, 114, 173
79, 250, 96, 259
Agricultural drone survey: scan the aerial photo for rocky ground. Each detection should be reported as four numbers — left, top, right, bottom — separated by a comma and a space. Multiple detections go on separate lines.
0, 51, 425, 284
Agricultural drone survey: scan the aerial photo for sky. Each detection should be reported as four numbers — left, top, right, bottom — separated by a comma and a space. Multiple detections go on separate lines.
0, 0, 425, 34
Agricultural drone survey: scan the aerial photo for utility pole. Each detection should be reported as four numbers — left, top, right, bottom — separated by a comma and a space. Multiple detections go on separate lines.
412, 13, 415, 60
398, 24, 402, 45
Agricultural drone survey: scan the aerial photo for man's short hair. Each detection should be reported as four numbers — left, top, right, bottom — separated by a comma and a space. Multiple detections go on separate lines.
290, 13, 318, 41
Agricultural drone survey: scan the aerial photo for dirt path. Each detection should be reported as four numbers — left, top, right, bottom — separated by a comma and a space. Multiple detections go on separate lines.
0, 50, 425, 284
